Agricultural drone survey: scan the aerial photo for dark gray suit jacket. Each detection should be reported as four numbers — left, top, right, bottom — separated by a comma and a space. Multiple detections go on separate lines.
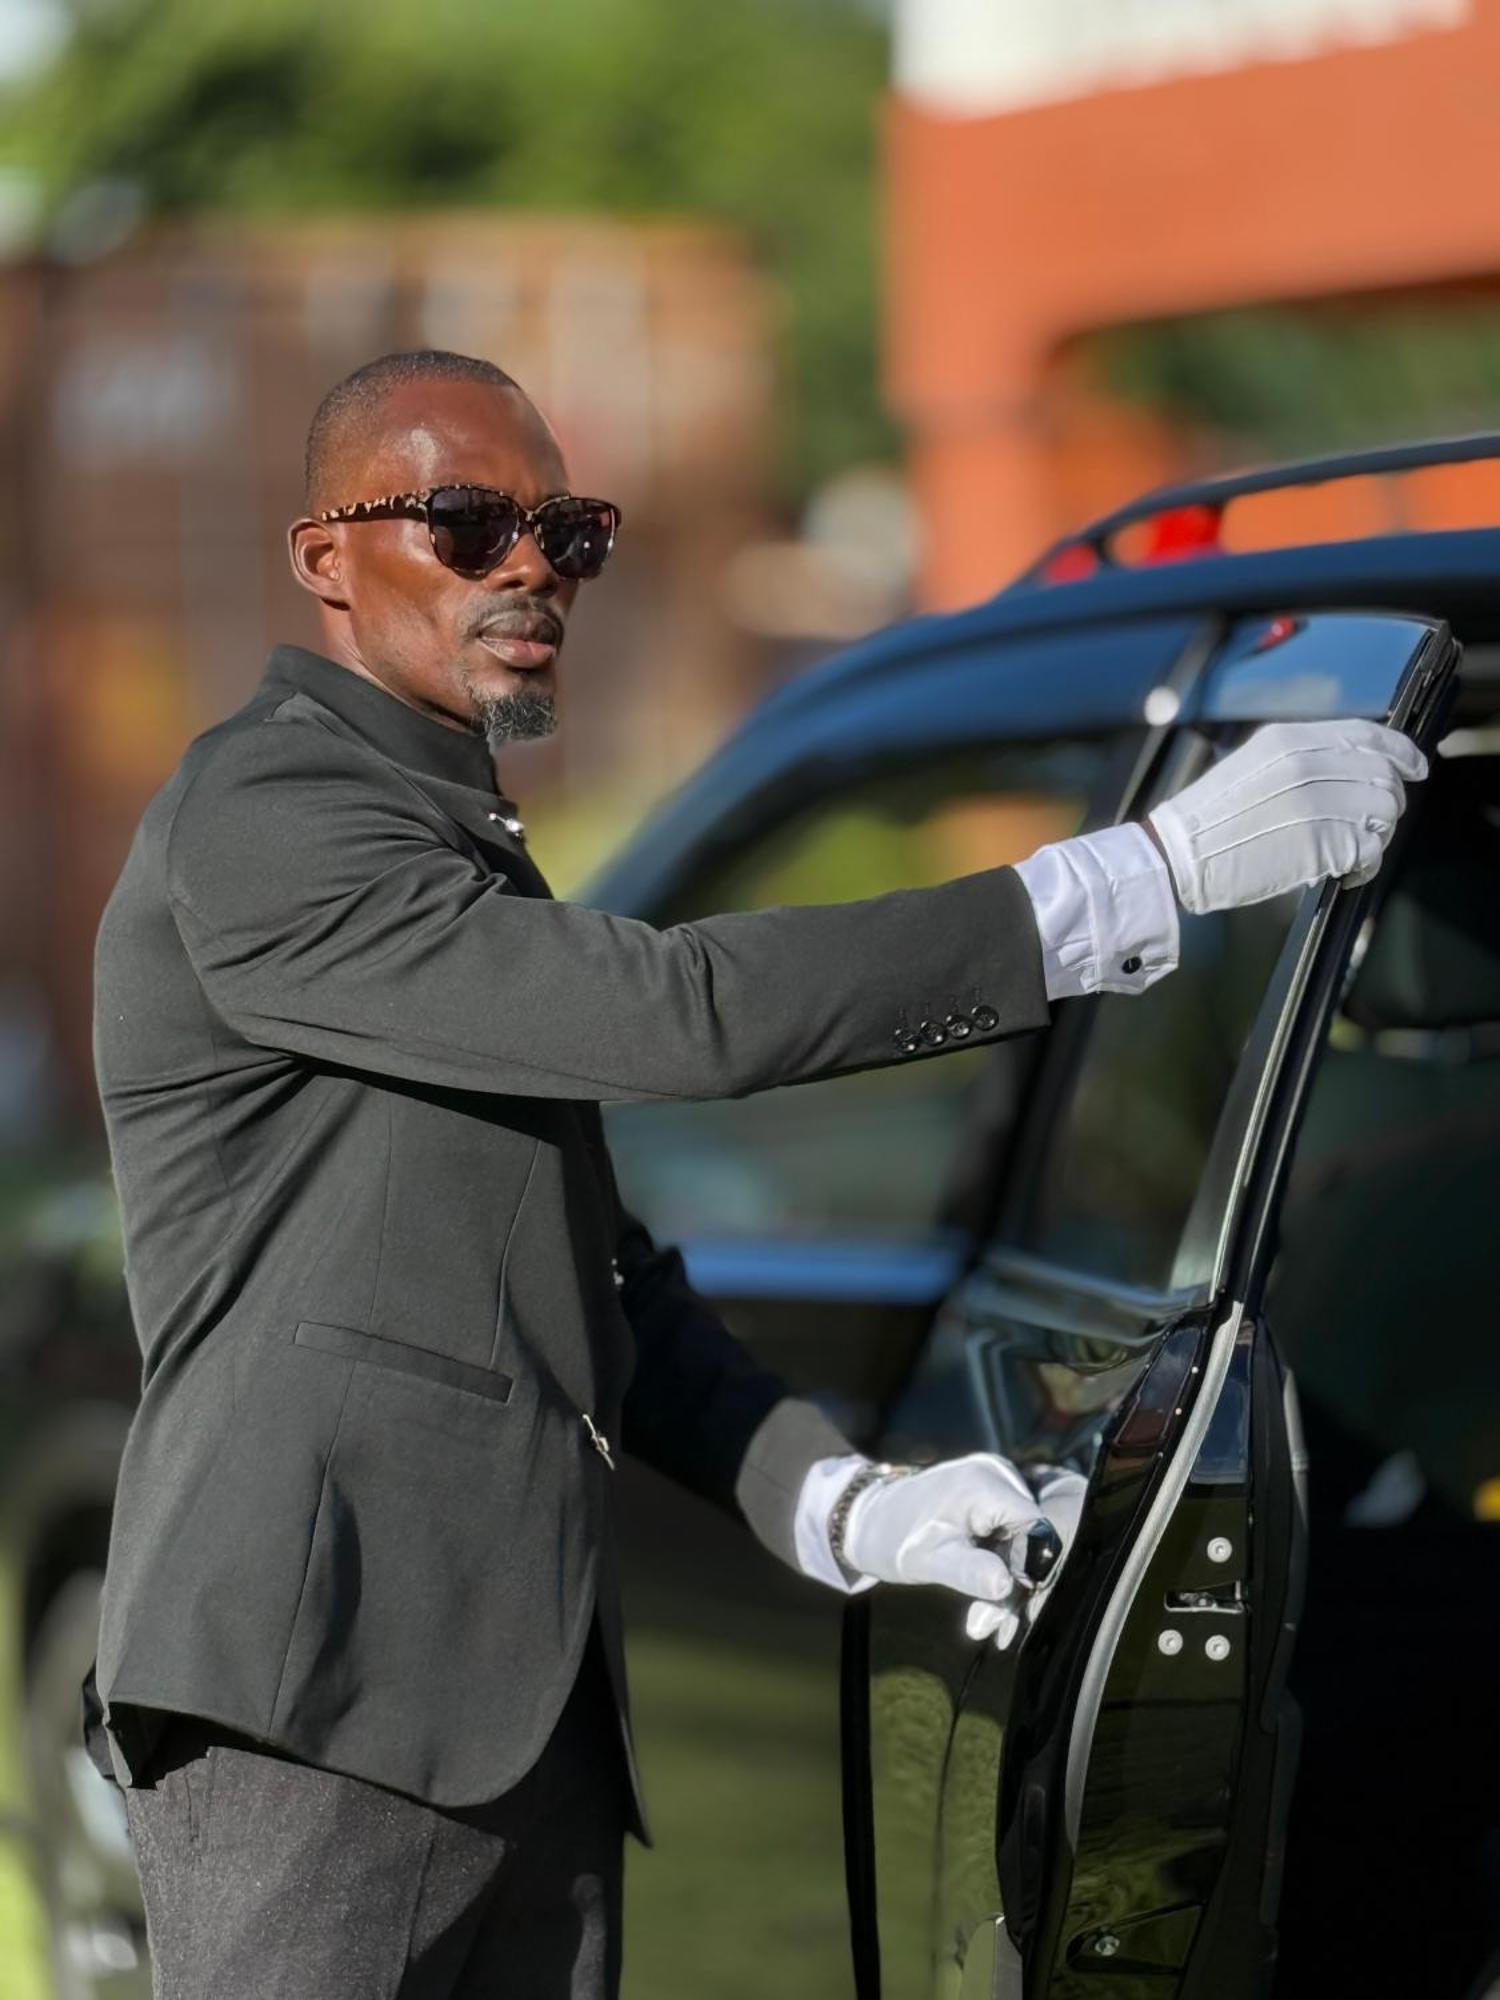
87, 644, 1049, 1816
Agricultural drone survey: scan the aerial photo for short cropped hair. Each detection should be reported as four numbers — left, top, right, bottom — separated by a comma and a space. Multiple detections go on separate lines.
304, 350, 521, 508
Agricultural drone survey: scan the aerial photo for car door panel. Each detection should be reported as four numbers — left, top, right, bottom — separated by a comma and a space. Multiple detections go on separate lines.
854, 614, 1460, 2000
999, 1311, 1298, 1999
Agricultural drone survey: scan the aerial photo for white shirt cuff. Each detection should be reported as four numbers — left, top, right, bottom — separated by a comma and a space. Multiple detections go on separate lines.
1013, 822, 1180, 1001
793, 1452, 880, 1594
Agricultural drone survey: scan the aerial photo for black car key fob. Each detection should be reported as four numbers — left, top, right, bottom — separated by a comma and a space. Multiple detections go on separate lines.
974, 1516, 1064, 1588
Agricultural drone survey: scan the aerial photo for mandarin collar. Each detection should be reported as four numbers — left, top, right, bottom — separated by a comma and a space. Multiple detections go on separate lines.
262, 644, 506, 796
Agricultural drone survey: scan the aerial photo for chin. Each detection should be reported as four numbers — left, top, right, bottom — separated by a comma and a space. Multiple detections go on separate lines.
460, 656, 547, 705
474, 684, 559, 746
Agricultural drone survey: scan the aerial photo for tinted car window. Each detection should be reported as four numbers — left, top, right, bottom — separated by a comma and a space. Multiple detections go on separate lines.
605, 741, 1116, 1246
1013, 609, 1449, 1291
1011, 727, 1303, 1290
1018, 894, 1298, 1287
1203, 611, 1439, 723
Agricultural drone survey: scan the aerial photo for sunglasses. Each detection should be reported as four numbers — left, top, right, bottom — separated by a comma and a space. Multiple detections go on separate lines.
317, 485, 621, 581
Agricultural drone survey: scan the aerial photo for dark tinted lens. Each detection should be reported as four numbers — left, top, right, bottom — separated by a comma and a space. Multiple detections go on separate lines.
534, 498, 619, 580
427, 487, 520, 573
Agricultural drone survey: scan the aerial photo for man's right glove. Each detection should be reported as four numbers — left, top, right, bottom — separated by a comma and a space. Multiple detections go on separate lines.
1147, 719, 1427, 915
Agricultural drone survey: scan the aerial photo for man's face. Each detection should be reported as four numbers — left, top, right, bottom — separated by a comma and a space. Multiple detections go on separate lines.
294, 378, 581, 744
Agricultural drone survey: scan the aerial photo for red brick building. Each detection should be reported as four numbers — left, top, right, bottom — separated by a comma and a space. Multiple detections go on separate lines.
884, 0, 1500, 605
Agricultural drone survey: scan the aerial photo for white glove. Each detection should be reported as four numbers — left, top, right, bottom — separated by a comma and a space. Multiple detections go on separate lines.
841, 1452, 1080, 1652
1148, 720, 1427, 916
964, 1466, 1087, 1645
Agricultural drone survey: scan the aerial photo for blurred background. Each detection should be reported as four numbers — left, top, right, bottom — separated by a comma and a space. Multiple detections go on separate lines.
2, 0, 1500, 1993
9, 0, 1500, 1139
7, 0, 1500, 1146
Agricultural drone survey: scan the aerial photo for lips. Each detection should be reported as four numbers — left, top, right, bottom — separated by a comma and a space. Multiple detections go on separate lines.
477, 632, 557, 669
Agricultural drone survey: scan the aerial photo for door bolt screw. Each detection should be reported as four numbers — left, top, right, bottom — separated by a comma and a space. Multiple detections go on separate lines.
1092, 1932, 1121, 1958
1205, 1634, 1232, 1662
1207, 1537, 1234, 1563
1157, 1629, 1184, 1656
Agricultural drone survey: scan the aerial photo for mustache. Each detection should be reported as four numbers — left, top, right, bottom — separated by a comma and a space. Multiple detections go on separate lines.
466, 602, 565, 648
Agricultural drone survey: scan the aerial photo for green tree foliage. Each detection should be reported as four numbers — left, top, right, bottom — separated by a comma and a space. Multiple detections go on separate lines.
3, 0, 896, 498
1099, 303, 1500, 457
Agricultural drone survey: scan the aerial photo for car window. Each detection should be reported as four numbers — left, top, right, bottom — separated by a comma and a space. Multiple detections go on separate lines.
604, 740, 1120, 1247
1004, 730, 1304, 1291
1016, 893, 1299, 1288
1202, 610, 1442, 723
1269, 740, 1500, 1516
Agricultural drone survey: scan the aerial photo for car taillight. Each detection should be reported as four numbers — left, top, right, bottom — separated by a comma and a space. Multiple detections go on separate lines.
1136, 503, 1223, 564
1032, 501, 1223, 587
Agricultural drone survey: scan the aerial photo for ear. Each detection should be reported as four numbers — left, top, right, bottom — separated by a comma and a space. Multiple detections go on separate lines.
287, 517, 350, 609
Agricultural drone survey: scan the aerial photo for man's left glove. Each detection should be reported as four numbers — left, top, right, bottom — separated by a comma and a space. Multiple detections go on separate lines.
838, 1453, 1088, 1652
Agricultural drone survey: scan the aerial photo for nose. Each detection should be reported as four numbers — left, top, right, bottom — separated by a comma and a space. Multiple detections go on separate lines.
487, 526, 559, 595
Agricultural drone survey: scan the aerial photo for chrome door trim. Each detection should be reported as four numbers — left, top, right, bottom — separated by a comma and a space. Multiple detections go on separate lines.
1208, 891, 1334, 1299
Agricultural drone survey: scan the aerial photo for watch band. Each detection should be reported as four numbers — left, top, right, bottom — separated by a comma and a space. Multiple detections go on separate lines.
827, 1460, 913, 1586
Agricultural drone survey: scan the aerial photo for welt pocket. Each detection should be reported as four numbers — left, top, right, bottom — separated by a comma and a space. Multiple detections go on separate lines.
293, 1321, 513, 1406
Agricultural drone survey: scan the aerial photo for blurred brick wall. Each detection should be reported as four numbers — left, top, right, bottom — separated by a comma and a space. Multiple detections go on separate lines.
885, 0, 1500, 605
0, 215, 775, 1121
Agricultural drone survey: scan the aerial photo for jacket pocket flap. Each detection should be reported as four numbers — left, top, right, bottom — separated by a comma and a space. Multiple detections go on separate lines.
294, 1321, 513, 1405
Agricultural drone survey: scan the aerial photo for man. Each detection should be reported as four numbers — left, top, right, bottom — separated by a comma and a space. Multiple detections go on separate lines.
87, 349, 1422, 1998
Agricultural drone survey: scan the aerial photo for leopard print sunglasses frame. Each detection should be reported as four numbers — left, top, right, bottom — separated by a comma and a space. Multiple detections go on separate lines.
316, 485, 622, 580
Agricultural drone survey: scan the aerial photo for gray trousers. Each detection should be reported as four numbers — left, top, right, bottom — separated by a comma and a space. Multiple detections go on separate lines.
124, 1633, 627, 1999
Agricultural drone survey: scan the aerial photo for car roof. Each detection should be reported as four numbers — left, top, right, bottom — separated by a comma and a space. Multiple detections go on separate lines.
757, 527, 1500, 735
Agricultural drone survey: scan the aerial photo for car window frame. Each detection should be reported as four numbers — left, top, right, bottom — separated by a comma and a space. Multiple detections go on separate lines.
584, 613, 1218, 923
602, 725, 1157, 1269
987, 719, 1297, 1310
587, 612, 1226, 1282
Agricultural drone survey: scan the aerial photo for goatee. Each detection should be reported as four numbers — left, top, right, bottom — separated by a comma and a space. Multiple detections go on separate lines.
470, 686, 558, 746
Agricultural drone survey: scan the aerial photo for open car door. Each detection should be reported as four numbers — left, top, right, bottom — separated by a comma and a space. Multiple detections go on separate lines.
846, 611, 1460, 2000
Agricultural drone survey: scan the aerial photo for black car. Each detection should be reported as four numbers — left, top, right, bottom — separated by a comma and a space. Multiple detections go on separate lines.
3, 434, 1498, 1999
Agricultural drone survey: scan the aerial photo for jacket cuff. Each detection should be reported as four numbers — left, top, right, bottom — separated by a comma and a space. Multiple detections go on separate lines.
734, 1396, 858, 1574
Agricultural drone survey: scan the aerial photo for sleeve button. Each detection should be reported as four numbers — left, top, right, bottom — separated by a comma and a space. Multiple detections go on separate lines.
894, 1029, 921, 1055
1122, 955, 1142, 975
944, 1013, 973, 1040
918, 1019, 948, 1047
970, 1004, 1000, 1032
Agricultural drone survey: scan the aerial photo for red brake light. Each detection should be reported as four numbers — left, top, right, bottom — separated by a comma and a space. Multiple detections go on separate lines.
1140, 503, 1223, 563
